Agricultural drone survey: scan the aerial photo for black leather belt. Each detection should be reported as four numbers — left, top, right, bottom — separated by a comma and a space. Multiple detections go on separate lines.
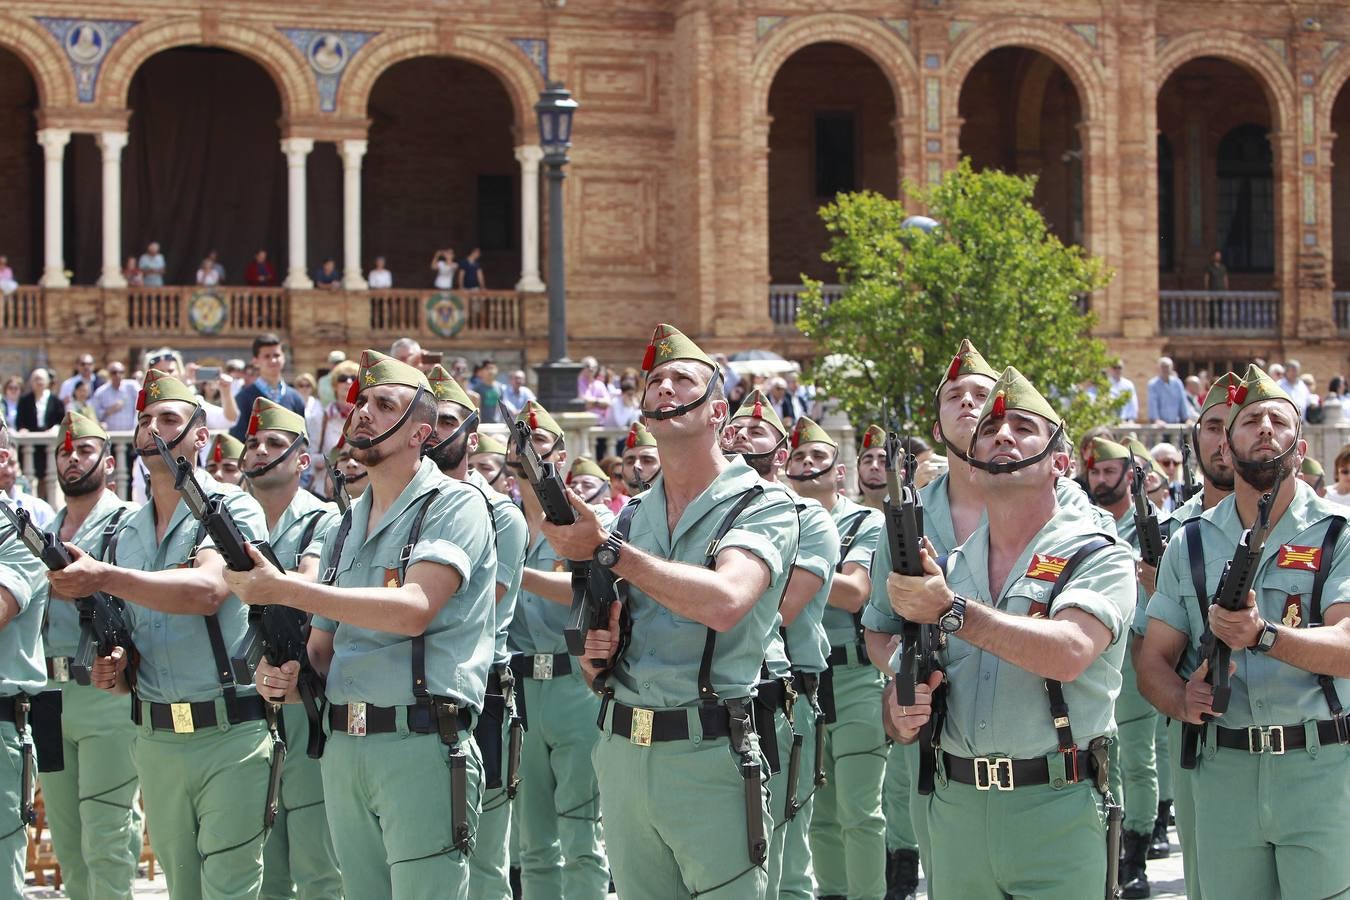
329, 701, 472, 736
145, 696, 267, 732
0, 696, 20, 724
754, 678, 790, 714
510, 652, 572, 680
827, 644, 866, 667
1213, 720, 1350, 754
943, 750, 1093, 791
609, 701, 733, 743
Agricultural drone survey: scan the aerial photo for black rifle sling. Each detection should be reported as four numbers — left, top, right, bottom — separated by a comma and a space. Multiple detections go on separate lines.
293, 510, 327, 571
187, 520, 241, 722
1185, 519, 1208, 620
1043, 536, 1113, 754
697, 485, 766, 708
601, 498, 644, 675
1307, 517, 1348, 726
400, 490, 442, 704
836, 510, 872, 659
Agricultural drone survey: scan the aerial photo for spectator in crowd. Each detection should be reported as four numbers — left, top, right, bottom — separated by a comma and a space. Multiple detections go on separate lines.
713, 353, 741, 398
368, 255, 393, 289
1147, 355, 1190, 424
206, 249, 225, 283
1183, 375, 1204, 417
1327, 374, 1346, 402
1277, 359, 1311, 417
458, 246, 486, 290
228, 333, 306, 440
1302, 373, 1325, 423
58, 354, 101, 403
604, 377, 642, 431
196, 255, 221, 286
389, 338, 423, 369
244, 249, 277, 286
313, 258, 341, 291
0, 450, 55, 529
600, 455, 627, 514
447, 357, 482, 406
1203, 248, 1228, 291
0, 255, 16, 295
577, 357, 611, 418
292, 372, 326, 449
1149, 441, 1184, 502
1327, 446, 1350, 508
1106, 358, 1139, 421
65, 379, 94, 419
1, 377, 21, 431
122, 256, 143, 286
90, 360, 139, 431
431, 249, 457, 290
138, 241, 166, 286
320, 360, 359, 455
18, 367, 63, 483
468, 359, 503, 422
500, 369, 536, 418
785, 370, 816, 418
766, 376, 800, 428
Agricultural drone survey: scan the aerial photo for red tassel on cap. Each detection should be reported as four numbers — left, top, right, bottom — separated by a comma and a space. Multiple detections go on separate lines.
947, 354, 962, 382
247, 413, 260, 436
790, 422, 802, 448
1085, 454, 1094, 470
62, 430, 73, 454
991, 391, 1007, 419
135, 389, 146, 412
641, 344, 656, 371
528, 410, 539, 430
862, 431, 873, 449
335, 435, 345, 450
752, 399, 763, 419
213, 441, 223, 463
346, 378, 359, 405
626, 424, 638, 450
1228, 384, 1247, 406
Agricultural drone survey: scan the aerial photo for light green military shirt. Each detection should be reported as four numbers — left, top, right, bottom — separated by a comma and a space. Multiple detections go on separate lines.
41, 490, 135, 659
939, 502, 1135, 759
467, 468, 528, 667
1146, 480, 1350, 723
0, 499, 51, 696
508, 503, 614, 656
116, 472, 268, 704
822, 494, 883, 648
1129, 490, 1207, 637
609, 459, 798, 709
782, 500, 839, 674
267, 489, 339, 572
312, 457, 496, 711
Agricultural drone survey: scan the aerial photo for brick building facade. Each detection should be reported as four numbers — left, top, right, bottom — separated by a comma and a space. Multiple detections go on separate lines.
1, 1, 1348, 402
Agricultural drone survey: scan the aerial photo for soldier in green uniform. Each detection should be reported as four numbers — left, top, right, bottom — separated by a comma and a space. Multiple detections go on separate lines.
544, 324, 798, 899
422, 365, 529, 900
1300, 456, 1327, 497
327, 439, 368, 507
36, 411, 141, 900
621, 422, 662, 495
50, 368, 275, 900
468, 432, 514, 500
785, 416, 886, 900
503, 399, 611, 900
1139, 365, 1350, 898
237, 398, 343, 900
723, 389, 840, 899
886, 366, 1135, 899
862, 339, 1000, 898
1085, 435, 1160, 898
1133, 371, 1237, 900
206, 433, 246, 486
235, 350, 497, 900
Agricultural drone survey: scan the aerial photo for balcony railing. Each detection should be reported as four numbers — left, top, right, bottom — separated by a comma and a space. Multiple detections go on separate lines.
769, 284, 845, 328
1158, 290, 1280, 336
368, 289, 523, 337
2, 287, 45, 335
126, 286, 288, 334
1335, 292, 1350, 335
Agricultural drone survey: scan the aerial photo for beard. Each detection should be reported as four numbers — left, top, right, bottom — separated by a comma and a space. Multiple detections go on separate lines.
1233, 451, 1294, 493
60, 464, 105, 498
1196, 452, 1235, 491
351, 444, 386, 468
743, 453, 776, 477
1090, 480, 1128, 507
428, 437, 469, 473
859, 475, 887, 491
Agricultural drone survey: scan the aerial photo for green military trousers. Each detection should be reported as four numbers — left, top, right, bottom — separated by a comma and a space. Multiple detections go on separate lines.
1115, 652, 1159, 833
927, 769, 1106, 899
320, 721, 482, 900
260, 703, 342, 900
516, 671, 608, 898
762, 705, 793, 896
39, 682, 141, 900
1192, 729, 1350, 898
594, 707, 773, 899
884, 739, 918, 853
468, 689, 513, 900
777, 708, 820, 900
133, 709, 272, 900
809, 657, 886, 900
1154, 716, 1171, 806
0, 722, 29, 897
1163, 718, 1199, 899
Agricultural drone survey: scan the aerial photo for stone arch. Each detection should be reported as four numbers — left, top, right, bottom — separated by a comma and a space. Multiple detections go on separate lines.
0, 12, 77, 108
1317, 46, 1350, 133
750, 14, 919, 120
337, 30, 544, 142
95, 18, 314, 116
1155, 32, 1295, 133
1013, 52, 1062, 158
944, 19, 1105, 125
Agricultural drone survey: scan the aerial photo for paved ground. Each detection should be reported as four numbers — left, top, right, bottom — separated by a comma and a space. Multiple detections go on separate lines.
24, 824, 1190, 898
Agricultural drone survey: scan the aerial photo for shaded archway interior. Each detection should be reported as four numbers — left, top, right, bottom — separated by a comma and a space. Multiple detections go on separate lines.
1157, 56, 1275, 290
364, 56, 519, 290
958, 46, 1083, 247
1331, 80, 1350, 289
767, 42, 899, 285
0, 49, 40, 283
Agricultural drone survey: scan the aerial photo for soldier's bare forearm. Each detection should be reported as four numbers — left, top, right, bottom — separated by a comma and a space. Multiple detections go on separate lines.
1266, 617, 1350, 679
958, 602, 1109, 682
609, 543, 768, 632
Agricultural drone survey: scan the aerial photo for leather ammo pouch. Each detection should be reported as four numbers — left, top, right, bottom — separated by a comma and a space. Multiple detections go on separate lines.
725, 698, 767, 867
475, 687, 507, 790
28, 690, 63, 773
815, 665, 838, 724
434, 699, 472, 854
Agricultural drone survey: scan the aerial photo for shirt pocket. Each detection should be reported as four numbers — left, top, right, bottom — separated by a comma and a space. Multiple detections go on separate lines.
1258, 568, 1318, 630
1003, 577, 1054, 621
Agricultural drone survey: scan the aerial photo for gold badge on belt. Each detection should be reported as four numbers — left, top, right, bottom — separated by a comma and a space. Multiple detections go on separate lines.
170, 703, 195, 734
630, 708, 654, 747
348, 701, 367, 736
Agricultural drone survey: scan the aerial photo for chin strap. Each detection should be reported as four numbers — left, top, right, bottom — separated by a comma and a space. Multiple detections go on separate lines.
935, 421, 972, 463
133, 404, 205, 460
422, 409, 480, 468
731, 434, 786, 469
58, 440, 109, 494
346, 385, 427, 450
785, 451, 838, 483
967, 422, 1066, 475
1229, 434, 1299, 474
243, 434, 306, 481
630, 467, 660, 493
642, 370, 722, 421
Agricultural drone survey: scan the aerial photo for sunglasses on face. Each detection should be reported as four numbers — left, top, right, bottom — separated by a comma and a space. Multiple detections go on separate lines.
335, 375, 355, 384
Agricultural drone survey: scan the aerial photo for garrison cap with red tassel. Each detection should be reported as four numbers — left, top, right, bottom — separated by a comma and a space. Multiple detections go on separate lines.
859, 424, 887, 454
475, 431, 509, 457
567, 457, 609, 483
1197, 372, 1241, 418
208, 433, 245, 464
973, 366, 1062, 436
348, 349, 429, 404
426, 364, 478, 410
515, 400, 564, 438
934, 338, 999, 398
248, 397, 308, 440
640, 323, 717, 374
789, 416, 836, 450
56, 410, 107, 452
623, 421, 658, 451
136, 368, 198, 412
728, 388, 787, 437
1224, 364, 1295, 431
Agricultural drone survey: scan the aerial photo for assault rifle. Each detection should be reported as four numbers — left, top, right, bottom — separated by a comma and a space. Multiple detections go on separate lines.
0, 501, 130, 686
330, 468, 351, 514
1130, 460, 1166, 568
1179, 467, 1285, 769
883, 427, 927, 706
1180, 431, 1201, 501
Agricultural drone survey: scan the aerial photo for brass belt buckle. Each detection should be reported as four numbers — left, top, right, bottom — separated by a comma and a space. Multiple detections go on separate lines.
348, 701, 367, 736
170, 703, 194, 734
533, 654, 553, 680
630, 707, 653, 747
50, 658, 70, 683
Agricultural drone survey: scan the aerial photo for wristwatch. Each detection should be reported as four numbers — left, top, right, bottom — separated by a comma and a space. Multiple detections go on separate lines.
939, 595, 968, 634
594, 532, 625, 568
1250, 620, 1279, 654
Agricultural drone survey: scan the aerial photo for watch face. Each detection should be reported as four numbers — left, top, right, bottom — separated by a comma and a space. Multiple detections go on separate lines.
596, 547, 618, 567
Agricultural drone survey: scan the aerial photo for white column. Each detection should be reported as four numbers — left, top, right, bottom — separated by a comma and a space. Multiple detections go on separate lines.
514, 144, 546, 292
281, 137, 314, 289
97, 131, 129, 288
37, 129, 71, 288
340, 139, 368, 290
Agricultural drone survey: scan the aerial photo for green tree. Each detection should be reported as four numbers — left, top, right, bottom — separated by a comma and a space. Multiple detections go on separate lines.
797, 159, 1120, 443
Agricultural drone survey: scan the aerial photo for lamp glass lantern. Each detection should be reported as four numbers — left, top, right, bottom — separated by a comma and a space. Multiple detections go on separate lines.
535, 83, 578, 162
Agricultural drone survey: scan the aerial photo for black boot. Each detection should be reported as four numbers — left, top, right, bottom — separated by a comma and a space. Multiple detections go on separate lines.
1148, 800, 1172, 859
509, 865, 522, 900
886, 847, 920, 899
1120, 830, 1152, 899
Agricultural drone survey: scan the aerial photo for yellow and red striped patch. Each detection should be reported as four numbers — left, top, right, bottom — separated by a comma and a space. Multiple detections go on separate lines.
1026, 553, 1069, 582
1277, 545, 1321, 572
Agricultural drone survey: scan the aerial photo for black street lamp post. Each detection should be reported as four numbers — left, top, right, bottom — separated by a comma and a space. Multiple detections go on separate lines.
533, 82, 582, 412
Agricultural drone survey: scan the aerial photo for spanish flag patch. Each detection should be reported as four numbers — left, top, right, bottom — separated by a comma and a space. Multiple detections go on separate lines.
1277, 545, 1321, 572
1026, 553, 1069, 582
